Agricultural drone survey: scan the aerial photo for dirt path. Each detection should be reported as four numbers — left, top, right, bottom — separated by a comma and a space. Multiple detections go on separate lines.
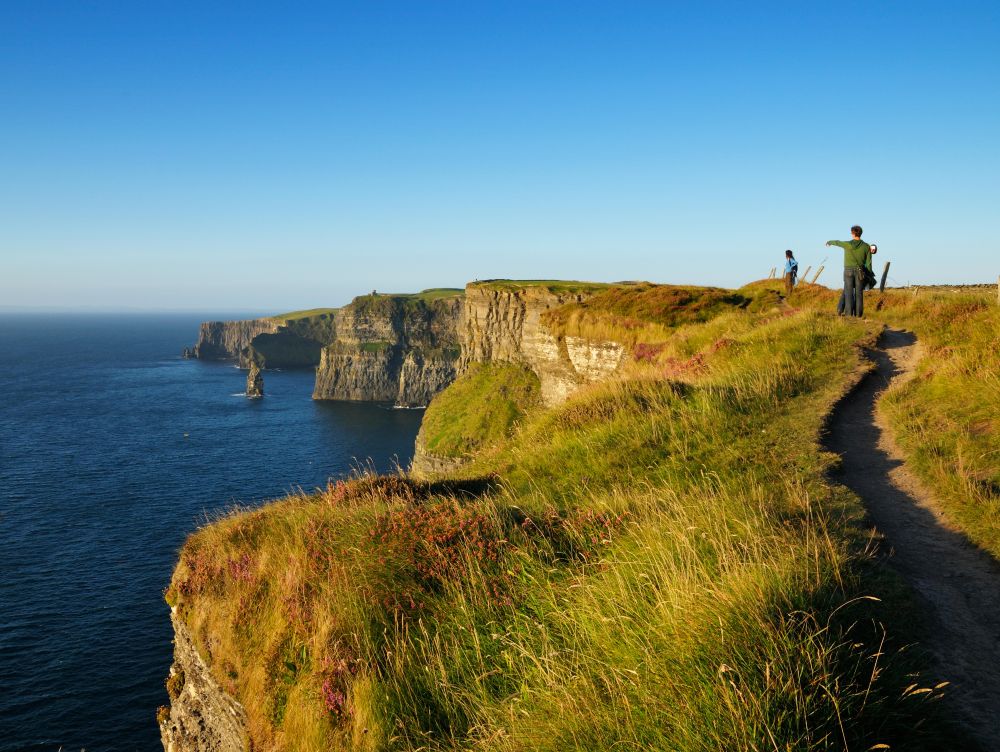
826, 327, 1000, 749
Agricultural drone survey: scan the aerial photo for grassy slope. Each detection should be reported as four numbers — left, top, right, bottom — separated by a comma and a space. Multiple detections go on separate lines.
272, 308, 341, 322
471, 279, 615, 294
168, 284, 971, 751
273, 290, 464, 322
352, 289, 465, 304
416, 363, 541, 460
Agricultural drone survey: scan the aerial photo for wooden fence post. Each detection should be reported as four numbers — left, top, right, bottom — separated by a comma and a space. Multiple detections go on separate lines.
800, 266, 812, 283
811, 266, 824, 284
769, 267, 776, 279
879, 261, 891, 293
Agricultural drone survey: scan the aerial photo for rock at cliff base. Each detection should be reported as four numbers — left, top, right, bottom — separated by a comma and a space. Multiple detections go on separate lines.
246, 362, 264, 398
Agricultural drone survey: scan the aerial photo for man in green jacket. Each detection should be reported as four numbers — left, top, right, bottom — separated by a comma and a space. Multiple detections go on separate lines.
827, 225, 872, 317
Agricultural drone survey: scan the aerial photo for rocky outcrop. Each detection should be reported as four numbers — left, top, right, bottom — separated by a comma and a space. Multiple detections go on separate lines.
190, 319, 280, 367
246, 362, 263, 398
160, 612, 248, 752
312, 295, 464, 407
459, 284, 625, 406
410, 433, 470, 477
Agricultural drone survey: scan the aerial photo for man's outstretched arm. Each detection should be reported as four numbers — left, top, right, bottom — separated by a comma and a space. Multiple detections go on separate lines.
826, 240, 849, 249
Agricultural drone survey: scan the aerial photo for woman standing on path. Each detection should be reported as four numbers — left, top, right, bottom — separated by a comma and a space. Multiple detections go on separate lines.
827, 225, 873, 317
783, 249, 798, 296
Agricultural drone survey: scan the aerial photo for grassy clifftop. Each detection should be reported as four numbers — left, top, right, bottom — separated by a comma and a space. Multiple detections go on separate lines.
167, 281, 983, 750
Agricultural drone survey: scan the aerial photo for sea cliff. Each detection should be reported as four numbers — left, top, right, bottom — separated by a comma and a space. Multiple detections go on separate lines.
159, 611, 248, 752
311, 293, 464, 407
186, 313, 337, 369
186, 292, 464, 406
188, 319, 281, 367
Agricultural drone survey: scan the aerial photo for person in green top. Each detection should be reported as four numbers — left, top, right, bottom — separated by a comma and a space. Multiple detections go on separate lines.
826, 225, 872, 317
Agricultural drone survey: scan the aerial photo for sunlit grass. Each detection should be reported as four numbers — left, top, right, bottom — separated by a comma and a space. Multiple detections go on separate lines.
167, 284, 975, 750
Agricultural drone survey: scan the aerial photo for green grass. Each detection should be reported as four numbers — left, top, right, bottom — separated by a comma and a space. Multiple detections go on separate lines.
405, 288, 465, 301
356, 341, 393, 353
355, 288, 465, 303
168, 284, 974, 751
416, 363, 541, 460
273, 289, 463, 321
471, 279, 616, 295
869, 288, 1000, 559
272, 308, 340, 322
776, 280, 1000, 561
273, 292, 463, 321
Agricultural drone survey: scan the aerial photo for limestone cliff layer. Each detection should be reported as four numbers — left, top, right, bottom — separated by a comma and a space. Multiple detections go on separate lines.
459, 284, 624, 407
191, 319, 280, 367
312, 295, 464, 407
160, 611, 248, 752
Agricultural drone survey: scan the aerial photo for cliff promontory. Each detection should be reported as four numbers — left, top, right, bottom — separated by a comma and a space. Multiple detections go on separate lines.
189, 319, 281, 367
186, 291, 464, 405
187, 311, 338, 369
311, 291, 464, 407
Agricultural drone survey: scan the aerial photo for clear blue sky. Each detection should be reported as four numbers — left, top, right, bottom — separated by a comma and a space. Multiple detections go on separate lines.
1, 1, 997, 311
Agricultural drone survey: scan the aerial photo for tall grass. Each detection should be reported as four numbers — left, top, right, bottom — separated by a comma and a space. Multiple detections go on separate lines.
785, 281, 1000, 560
871, 289, 1000, 559
167, 289, 970, 750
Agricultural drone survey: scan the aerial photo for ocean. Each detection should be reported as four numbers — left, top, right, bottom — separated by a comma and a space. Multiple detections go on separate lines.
0, 314, 423, 751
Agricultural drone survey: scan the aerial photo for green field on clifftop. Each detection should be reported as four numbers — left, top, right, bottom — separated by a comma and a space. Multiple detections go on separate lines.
272, 308, 340, 322
167, 281, 988, 751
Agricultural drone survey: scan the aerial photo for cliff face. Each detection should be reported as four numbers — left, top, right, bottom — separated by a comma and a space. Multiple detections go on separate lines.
189, 314, 338, 370
192, 319, 280, 367
312, 295, 464, 407
411, 283, 626, 475
459, 284, 625, 407
160, 611, 248, 752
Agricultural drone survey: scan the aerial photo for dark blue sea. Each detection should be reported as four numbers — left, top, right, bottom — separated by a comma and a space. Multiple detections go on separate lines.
0, 314, 423, 751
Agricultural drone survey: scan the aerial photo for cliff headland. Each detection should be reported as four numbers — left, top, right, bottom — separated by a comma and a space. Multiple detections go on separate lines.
163, 280, 1000, 751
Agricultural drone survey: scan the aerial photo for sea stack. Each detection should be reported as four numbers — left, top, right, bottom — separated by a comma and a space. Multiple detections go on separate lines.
246, 362, 264, 398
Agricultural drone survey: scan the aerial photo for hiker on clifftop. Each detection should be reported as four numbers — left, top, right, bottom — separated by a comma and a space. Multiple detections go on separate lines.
827, 226, 873, 317
836, 243, 877, 314
783, 250, 798, 296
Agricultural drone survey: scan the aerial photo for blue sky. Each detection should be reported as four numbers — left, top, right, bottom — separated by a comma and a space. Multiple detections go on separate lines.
1, 1, 997, 311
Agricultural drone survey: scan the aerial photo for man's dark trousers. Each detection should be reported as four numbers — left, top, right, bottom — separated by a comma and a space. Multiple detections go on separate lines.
842, 268, 865, 317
